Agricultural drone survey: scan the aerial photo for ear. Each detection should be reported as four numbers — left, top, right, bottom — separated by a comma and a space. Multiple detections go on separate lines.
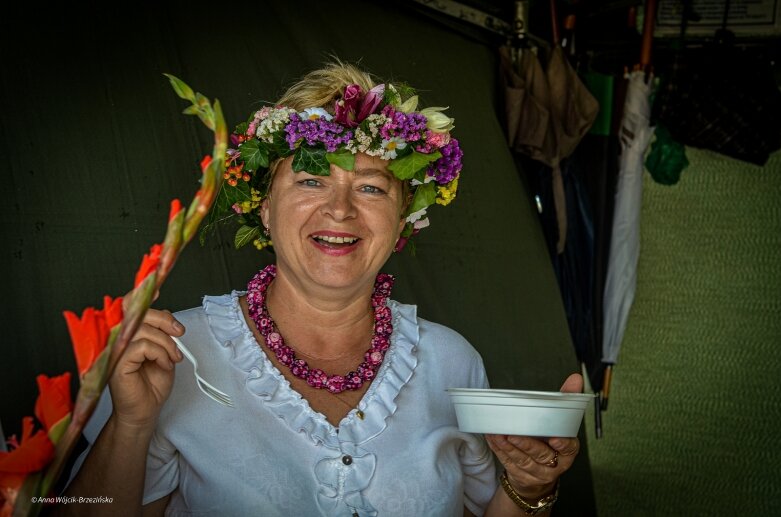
397, 216, 407, 237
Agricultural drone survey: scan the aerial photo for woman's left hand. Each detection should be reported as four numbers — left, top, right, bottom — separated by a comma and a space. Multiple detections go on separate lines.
485, 373, 583, 500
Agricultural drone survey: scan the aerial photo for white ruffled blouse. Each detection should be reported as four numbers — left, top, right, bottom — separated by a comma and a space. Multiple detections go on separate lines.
78, 293, 497, 516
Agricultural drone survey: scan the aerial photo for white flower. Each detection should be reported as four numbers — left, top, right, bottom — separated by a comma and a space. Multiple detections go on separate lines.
300, 107, 332, 121
398, 95, 419, 113
420, 107, 455, 133
257, 107, 295, 142
413, 217, 430, 230
410, 175, 435, 187
406, 207, 427, 223
381, 137, 407, 160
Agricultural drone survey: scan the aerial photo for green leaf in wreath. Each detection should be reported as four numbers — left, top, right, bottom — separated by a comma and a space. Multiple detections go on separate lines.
292, 146, 330, 176
235, 122, 249, 135
272, 131, 294, 157
240, 139, 269, 170
388, 150, 441, 180
206, 181, 250, 226
325, 149, 355, 171
199, 212, 236, 246
408, 182, 437, 214
235, 225, 261, 249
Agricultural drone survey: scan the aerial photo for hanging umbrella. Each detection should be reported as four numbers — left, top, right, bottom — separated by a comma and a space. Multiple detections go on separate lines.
500, 0, 600, 367
501, 2, 603, 437
500, 44, 551, 159
500, 0, 598, 254
600, 0, 658, 412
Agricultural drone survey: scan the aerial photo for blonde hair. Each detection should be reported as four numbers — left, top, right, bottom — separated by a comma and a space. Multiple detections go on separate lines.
268, 60, 389, 198
276, 60, 377, 111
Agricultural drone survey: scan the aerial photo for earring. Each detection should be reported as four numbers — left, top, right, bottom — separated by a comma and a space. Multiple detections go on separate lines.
263, 225, 270, 237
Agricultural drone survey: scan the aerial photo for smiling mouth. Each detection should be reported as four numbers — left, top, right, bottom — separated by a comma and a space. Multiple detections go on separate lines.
311, 234, 360, 248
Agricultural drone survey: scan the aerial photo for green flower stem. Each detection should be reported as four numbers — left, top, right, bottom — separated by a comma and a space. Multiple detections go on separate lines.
16, 77, 226, 517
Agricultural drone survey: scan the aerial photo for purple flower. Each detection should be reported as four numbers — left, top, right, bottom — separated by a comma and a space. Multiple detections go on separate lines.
427, 138, 463, 184
380, 111, 428, 143
284, 113, 353, 152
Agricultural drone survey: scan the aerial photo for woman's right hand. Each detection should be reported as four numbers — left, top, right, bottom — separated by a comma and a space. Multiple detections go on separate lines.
108, 308, 185, 430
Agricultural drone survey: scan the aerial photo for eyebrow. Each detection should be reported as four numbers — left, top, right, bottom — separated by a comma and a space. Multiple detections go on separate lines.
353, 167, 394, 180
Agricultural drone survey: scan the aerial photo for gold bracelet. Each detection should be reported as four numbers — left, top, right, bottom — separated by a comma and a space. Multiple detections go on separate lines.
499, 470, 559, 515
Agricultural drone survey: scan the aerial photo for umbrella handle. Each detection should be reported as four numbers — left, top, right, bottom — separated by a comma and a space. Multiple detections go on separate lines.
549, 0, 560, 45
601, 365, 613, 411
639, 0, 658, 69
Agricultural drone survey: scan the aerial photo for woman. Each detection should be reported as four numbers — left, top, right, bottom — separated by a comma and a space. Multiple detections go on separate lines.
65, 62, 582, 516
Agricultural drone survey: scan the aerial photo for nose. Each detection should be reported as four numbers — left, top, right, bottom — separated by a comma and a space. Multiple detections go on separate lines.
322, 183, 357, 221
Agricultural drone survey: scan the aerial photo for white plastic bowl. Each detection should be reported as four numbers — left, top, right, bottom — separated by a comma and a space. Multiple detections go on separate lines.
447, 388, 594, 437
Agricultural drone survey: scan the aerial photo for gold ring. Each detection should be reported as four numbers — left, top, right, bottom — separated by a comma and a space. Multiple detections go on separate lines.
545, 450, 559, 468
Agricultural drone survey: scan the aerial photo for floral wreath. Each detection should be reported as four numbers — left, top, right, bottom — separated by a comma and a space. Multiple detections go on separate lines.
201, 82, 463, 252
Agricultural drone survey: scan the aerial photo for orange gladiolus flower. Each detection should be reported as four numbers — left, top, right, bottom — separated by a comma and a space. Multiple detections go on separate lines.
169, 198, 183, 222
34, 373, 73, 433
63, 296, 123, 377
103, 295, 123, 329
134, 243, 162, 288
200, 154, 213, 172
0, 417, 55, 504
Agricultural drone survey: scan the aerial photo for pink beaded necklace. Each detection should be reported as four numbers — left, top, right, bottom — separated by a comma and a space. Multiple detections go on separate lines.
246, 264, 395, 394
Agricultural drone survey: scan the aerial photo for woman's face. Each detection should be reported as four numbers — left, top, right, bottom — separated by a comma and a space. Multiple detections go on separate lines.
261, 153, 406, 294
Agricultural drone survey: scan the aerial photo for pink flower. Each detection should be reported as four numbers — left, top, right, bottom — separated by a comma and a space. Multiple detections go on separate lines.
426, 129, 451, 148
357, 84, 385, 122
394, 236, 410, 252
334, 84, 363, 127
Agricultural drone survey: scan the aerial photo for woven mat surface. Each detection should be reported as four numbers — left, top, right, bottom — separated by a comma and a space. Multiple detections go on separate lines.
586, 148, 781, 516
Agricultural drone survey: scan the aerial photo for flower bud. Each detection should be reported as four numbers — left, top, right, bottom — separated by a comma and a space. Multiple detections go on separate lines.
420, 107, 455, 133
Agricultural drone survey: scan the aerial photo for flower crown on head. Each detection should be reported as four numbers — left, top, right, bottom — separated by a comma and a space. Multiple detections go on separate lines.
203, 82, 462, 252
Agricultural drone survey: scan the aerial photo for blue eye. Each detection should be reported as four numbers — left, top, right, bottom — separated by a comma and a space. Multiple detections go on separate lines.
300, 179, 321, 187
360, 185, 385, 194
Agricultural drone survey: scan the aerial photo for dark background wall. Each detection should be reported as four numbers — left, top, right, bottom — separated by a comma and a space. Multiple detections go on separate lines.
0, 1, 593, 513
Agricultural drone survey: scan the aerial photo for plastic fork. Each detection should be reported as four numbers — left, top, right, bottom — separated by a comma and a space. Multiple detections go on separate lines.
171, 336, 234, 408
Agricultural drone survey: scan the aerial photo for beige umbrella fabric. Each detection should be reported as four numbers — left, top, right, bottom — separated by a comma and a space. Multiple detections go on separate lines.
500, 42, 598, 253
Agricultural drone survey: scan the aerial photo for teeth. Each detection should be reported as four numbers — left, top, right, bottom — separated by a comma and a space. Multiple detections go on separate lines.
314, 235, 358, 244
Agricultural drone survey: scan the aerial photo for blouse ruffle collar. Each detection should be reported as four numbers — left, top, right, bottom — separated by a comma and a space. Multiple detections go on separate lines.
202, 292, 419, 450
